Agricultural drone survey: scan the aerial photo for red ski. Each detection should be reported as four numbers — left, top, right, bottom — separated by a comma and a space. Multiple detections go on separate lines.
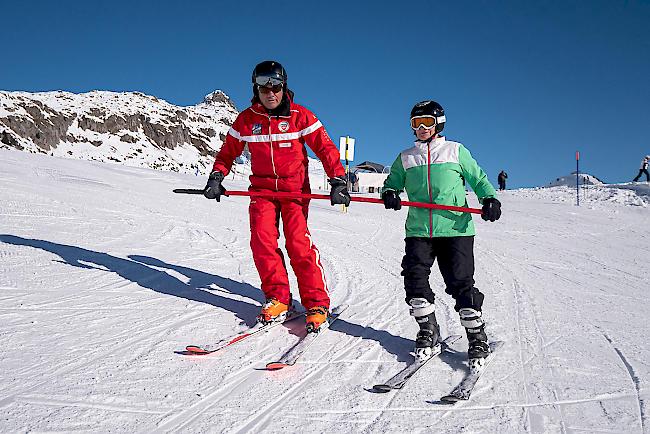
183, 311, 305, 355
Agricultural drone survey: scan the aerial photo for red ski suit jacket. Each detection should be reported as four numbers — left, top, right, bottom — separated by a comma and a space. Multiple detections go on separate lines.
212, 102, 345, 191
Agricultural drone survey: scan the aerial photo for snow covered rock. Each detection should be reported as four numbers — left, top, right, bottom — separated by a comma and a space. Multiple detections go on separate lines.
0, 89, 238, 175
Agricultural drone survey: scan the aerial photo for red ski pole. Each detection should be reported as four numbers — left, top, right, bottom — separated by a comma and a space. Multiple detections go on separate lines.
173, 188, 482, 214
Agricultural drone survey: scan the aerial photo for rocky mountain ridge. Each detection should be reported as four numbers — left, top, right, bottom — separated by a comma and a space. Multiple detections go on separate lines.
0, 89, 239, 174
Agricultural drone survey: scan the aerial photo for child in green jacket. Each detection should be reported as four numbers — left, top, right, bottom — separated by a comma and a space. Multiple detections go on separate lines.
381, 100, 501, 366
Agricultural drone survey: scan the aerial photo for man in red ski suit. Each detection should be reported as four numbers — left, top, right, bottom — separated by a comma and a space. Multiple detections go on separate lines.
203, 60, 350, 332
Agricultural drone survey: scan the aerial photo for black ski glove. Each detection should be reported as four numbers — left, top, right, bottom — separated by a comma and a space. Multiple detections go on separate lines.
329, 176, 351, 206
203, 171, 227, 201
381, 190, 401, 210
481, 197, 501, 222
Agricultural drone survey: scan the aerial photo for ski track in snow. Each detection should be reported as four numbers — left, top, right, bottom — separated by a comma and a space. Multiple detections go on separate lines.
1, 149, 649, 433
0, 309, 207, 409
601, 332, 646, 432
475, 210, 646, 434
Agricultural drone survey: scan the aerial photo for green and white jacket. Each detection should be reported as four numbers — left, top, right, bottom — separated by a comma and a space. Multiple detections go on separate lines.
381, 136, 497, 238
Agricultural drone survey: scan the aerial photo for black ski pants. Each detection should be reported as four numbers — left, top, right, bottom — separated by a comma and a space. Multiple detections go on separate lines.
633, 169, 649, 182
401, 236, 484, 312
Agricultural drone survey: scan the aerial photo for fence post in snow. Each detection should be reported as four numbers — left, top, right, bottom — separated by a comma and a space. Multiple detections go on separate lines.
576, 151, 580, 206
339, 136, 355, 213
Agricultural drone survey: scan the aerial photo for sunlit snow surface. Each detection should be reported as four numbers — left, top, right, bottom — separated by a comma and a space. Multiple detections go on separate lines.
0, 149, 648, 433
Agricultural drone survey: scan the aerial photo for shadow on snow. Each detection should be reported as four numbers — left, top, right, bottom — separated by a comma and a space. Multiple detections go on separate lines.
1, 234, 429, 361
0, 234, 264, 325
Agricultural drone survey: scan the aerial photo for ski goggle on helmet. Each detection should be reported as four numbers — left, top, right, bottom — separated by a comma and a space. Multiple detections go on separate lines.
254, 75, 283, 89
255, 76, 283, 93
410, 115, 446, 130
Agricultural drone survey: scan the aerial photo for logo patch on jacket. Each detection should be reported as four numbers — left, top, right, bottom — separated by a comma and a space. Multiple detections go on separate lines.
252, 123, 262, 135
278, 121, 290, 132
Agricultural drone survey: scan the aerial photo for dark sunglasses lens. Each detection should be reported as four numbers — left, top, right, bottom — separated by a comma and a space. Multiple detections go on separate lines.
259, 84, 283, 93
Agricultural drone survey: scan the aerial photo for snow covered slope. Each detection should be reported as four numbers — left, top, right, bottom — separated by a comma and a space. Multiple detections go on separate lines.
0, 89, 238, 175
1, 149, 649, 433
548, 171, 605, 187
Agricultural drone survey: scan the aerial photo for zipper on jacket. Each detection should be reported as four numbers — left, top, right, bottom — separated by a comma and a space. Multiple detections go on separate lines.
268, 115, 279, 191
427, 142, 433, 238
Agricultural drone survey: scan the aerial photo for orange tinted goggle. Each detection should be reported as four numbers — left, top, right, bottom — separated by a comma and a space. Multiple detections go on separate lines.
410, 116, 437, 130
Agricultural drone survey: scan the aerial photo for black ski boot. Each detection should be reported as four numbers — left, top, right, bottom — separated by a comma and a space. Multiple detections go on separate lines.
459, 308, 490, 360
466, 325, 490, 359
415, 321, 441, 361
409, 298, 440, 361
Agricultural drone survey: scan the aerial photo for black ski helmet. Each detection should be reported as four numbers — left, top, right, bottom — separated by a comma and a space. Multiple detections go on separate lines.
252, 60, 287, 98
410, 100, 445, 134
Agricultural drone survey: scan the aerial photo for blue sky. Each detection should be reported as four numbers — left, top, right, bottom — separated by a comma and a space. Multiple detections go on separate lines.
2, 0, 649, 187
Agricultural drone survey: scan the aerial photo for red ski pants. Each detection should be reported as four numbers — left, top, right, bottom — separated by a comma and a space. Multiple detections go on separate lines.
249, 197, 330, 310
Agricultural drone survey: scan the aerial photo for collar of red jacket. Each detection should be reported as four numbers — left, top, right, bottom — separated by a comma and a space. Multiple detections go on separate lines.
251, 100, 292, 118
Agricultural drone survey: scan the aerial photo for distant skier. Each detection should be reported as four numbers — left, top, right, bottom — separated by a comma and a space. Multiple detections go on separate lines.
203, 60, 350, 332
381, 100, 501, 364
632, 155, 650, 182
497, 170, 508, 190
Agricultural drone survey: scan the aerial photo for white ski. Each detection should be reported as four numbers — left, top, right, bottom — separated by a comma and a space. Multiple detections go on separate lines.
440, 340, 504, 402
372, 335, 462, 393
